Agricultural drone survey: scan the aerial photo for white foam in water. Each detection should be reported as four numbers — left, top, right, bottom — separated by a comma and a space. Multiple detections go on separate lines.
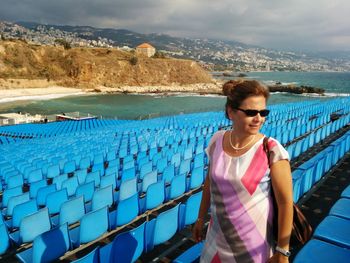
0, 92, 85, 104
324, 92, 350, 97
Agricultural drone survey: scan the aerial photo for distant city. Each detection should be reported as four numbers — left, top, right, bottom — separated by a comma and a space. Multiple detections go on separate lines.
1, 20, 350, 72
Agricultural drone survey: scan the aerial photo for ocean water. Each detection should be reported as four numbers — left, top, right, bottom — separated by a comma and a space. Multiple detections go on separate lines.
0, 72, 349, 120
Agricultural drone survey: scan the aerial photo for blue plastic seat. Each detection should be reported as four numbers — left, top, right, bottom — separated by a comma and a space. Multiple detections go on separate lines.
2, 186, 23, 208
140, 171, 158, 193
329, 198, 350, 220
145, 204, 180, 252
16, 223, 71, 263
53, 174, 69, 190
0, 223, 10, 255
179, 191, 203, 230
75, 169, 88, 185
162, 164, 175, 184
36, 184, 57, 206
85, 171, 100, 188
110, 193, 139, 229
91, 185, 114, 212
120, 167, 136, 183
179, 159, 191, 176
63, 160, 76, 174
47, 164, 60, 179
10, 207, 51, 245
27, 168, 43, 184
100, 222, 145, 263
75, 181, 95, 203
45, 188, 69, 216
187, 166, 204, 191
79, 157, 91, 170
29, 179, 47, 199
341, 184, 350, 199
7, 199, 38, 229
61, 177, 79, 197
313, 215, 350, 249
92, 162, 105, 177
54, 196, 85, 227
166, 174, 186, 201
173, 241, 204, 263
294, 239, 350, 263
118, 177, 137, 201
140, 180, 165, 213
139, 162, 153, 180
7, 174, 24, 189
5, 192, 30, 217
70, 206, 108, 248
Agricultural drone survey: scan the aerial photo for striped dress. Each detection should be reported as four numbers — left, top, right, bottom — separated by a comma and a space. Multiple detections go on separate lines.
200, 130, 289, 263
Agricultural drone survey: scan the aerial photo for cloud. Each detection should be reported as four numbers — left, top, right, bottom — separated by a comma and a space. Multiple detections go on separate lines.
0, 0, 349, 51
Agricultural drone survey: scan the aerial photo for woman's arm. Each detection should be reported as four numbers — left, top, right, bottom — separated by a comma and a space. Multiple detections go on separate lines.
269, 159, 293, 262
192, 169, 211, 242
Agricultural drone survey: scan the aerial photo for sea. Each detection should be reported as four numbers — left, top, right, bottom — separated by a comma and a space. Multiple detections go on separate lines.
0, 72, 349, 120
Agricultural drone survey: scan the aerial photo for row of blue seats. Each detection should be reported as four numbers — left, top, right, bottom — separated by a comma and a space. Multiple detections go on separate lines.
0, 190, 202, 262
292, 130, 350, 202
294, 185, 350, 262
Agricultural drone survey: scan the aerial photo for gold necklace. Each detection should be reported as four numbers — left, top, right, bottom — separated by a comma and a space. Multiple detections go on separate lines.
229, 130, 256, 152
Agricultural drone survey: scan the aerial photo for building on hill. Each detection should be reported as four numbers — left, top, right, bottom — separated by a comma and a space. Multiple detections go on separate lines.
136, 43, 156, 57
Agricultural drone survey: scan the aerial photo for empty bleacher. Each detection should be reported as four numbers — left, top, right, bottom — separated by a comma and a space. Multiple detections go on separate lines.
0, 97, 349, 262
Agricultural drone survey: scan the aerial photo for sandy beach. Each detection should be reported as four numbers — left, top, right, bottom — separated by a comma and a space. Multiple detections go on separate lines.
0, 78, 223, 104
0, 86, 86, 104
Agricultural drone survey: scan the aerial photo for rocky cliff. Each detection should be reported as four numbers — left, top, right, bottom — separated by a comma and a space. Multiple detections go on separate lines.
0, 40, 214, 89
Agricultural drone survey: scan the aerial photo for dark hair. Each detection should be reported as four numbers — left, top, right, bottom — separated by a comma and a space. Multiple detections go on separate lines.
223, 79, 270, 119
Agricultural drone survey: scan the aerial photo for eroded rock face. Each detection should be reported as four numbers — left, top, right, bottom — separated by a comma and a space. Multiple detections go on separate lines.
0, 40, 214, 89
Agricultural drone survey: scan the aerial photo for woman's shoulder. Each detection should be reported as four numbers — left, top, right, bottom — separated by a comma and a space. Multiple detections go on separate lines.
206, 130, 225, 150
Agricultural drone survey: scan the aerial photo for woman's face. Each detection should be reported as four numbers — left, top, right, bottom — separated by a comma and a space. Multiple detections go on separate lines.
227, 95, 267, 135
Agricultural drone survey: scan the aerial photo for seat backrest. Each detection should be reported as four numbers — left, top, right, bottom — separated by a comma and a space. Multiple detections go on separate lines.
116, 193, 139, 227
0, 223, 10, 255
141, 171, 157, 193
103, 222, 145, 263
119, 177, 137, 201
36, 184, 57, 206
100, 173, 117, 190
61, 177, 79, 197
29, 179, 47, 199
32, 223, 71, 263
75, 181, 95, 203
59, 196, 85, 226
46, 188, 68, 215
2, 186, 23, 208
85, 171, 100, 188
20, 207, 51, 244
180, 191, 203, 229
6, 192, 30, 217
147, 204, 179, 250
12, 199, 38, 228
47, 164, 60, 179
92, 185, 113, 211
79, 206, 108, 245
145, 181, 165, 211
28, 168, 43, 184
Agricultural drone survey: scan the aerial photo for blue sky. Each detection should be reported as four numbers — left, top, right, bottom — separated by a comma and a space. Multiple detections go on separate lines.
1, 0, 349, 52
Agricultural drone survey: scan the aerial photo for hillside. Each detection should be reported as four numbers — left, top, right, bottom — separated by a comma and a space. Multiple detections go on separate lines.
0, 40, 214, 90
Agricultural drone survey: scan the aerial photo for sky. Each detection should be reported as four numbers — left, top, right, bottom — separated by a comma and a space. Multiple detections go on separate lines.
1, 0, 350, 52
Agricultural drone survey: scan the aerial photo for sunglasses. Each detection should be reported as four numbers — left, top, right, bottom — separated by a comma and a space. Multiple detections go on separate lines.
235, 107, 270, 117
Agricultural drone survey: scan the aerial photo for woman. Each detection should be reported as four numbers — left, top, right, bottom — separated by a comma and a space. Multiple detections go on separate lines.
192, 80, 293, 263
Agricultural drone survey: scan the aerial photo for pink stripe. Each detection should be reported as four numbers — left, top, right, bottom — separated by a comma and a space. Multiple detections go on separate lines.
241, 140, 277, 195
211, 252, 222, 263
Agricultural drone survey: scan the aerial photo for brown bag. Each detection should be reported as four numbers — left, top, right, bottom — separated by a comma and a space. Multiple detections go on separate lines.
263, 137, 313, 246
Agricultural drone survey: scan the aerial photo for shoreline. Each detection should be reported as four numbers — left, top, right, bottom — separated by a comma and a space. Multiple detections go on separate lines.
0, 82, 224, 104
0, 86, 87, 104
